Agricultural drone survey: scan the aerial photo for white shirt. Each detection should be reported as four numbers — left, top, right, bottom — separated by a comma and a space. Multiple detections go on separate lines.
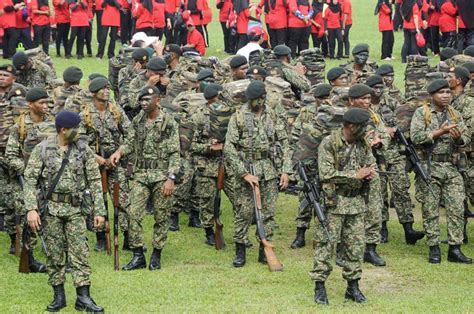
236, 42, 263, 61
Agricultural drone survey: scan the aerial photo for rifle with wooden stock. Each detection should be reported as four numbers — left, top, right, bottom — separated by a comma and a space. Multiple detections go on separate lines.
100, 168, 112, 256
113, 181, 120, 270
213, 159, 225, 250
14, 174, 25, 257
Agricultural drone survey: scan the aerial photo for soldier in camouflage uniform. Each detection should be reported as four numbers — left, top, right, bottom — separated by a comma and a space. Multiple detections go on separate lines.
341, 44, 377, 85
110, 86, 180, 271
310, 108, 374, 305
327, 67, 350, 109
375, 64, 404, 104
410, 79, 472, 264
224, 81, 291, 267
12, 52, 56, 90
52, 67, 84, 114
366, 75, 424, 245
273, 45, 311, 97
24, 110, 105, 312
229, 55, 250, 82
77, 77, 132, 251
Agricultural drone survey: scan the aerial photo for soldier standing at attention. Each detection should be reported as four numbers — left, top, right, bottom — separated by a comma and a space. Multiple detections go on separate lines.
342, 44, 377, 85
24, 110, 106, 312
110, 86, 180, 271
310, 107, 374, 305
410, 79, 472, 264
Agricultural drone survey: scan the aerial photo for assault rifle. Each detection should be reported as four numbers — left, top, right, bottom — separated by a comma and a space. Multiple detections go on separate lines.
213, 159, 225, 250
112, 181, 120, 270
100, 168, 112, 255
14, 174, 24, 257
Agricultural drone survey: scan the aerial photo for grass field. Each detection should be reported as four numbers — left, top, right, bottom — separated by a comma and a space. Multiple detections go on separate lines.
1, 0, 473, 312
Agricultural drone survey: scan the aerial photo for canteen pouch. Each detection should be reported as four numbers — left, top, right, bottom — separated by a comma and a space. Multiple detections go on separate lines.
322, 183, 337, 208
80, 190, 94, 216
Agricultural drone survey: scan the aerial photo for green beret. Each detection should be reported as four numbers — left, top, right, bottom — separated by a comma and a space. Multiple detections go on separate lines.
138, 86, 160, 100
230, 55, 247, 69
63, 66, 83, 83
55, 110, 81, 129
313, 84, 332, 98
462, 62, 474, 73
131, 48, 150, 62
246, 66, 268, 77
327, 67, 346, 82
366, 75, 384, 87
343, 108, 370, 125
464, 45, 474, 57
89, 77, 109, 93
164, 44, 182, 56
273, 44, 291, 56
348, 84, 373, 98
12, 52, 29, 69
246, 81, 266, 100
440, 47, 457, 61
453, 66, 470, 81
0, 64, 16, 74
146, 57, 167, 71
352, 43, 369, 55
25, 87, 48, 102
375, 64, 394, 76
427, 79, 449, 94
88, 73, 107, 81
7, 85, 27, 99
197, 69, 214, 81
204, 83, 222, 99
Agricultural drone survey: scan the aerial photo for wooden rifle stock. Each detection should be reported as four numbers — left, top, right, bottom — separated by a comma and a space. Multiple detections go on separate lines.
18, 224, 30, 273
214, 162, 225, 250
14, 216, 21, 257
101, 169, 112, 255
113, 181, 120, 271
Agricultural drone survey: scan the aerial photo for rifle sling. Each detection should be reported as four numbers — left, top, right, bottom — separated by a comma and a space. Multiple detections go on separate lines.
46, 145, 73, 201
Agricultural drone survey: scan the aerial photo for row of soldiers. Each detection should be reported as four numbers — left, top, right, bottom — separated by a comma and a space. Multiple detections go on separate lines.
0, 41, 473, 310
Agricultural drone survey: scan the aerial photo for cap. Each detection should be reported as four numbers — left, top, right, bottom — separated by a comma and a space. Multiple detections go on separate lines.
461, 62, 474, 73
464, 45, 474, 57
197, 69, 214, 81
327, 67, 346, 82
25, 87, 48, 102
88, 73, 107, 81
427, 79, 449, 94
89, 77, 109, 93
131, 48, 150, 62
440, 47, 458, 61
63, 66, 83, 83
12, 52, 29, 69
246, 80, 266, 100
230, 55, 248, 69
164, 44, 182, 56
146, 57, 167, 71
366, 75, 384, 87
55, 110, 81, 129
247, 66, 267, 77
0, 64, 16, 74
343, 108, 370, 124
452, 66, 470, 82
348, 84, 373, 98
273, 44, 291, 56
352, 43, 369, 55
375, 64, 394, 76
313, 84, 332, 98
138, 86, 160, 99
203, 83, 222, 99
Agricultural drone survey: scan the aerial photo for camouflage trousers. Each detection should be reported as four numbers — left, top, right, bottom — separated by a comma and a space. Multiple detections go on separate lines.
380, 161, 415, 224
309, 212, 365, 282
415, 162, 464, 246
464, 154, 474, 206
171, 159, 198, 215
128, 178, 173, 250
233, 178, 277, 244
45, 212, 91, 287
294, 174, 319, 229
364, 175, 383, 244
193, 173, 218, 229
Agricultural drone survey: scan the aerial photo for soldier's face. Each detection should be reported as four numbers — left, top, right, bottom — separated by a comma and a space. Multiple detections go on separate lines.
0, 71, 15, 88
353, 52, 369, 65
447, 72, 459, 89
29, 98, 49, 116
140, 95, 159, 113
332, 74, 348, 87
349, 94, 372, 110
431, 88, 452, 108
95, 87, 110, 101
234, 64, 249, 80
372, 84, 384, 98
382, 74, 394, 87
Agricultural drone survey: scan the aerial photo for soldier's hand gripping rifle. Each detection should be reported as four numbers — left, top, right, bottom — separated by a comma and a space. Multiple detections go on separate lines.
112, 181, 120, 270
213, 159, 225, 250
395, 128, 436, 197
249, 163, 283, 272
100, 168, 112, 255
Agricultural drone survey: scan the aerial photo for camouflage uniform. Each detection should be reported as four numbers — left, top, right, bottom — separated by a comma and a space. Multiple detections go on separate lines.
410, 104, 470, 246
23, 136, 106, 287
15, 59, 57, 90
281, 62, 311, 96
52, 84, 84, 114
386, 86, 404, 104
117, 65, 140, 110
342, 62, 377, 85
127, 72, 148, 114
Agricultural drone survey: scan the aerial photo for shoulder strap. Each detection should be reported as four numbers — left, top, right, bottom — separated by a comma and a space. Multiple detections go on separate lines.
45, 145, 73, 200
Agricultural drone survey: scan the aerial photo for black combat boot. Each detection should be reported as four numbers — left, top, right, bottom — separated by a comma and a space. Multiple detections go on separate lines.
46, 284, 66, 312
258, 243, 267, 264
464, 206, 474, 218
122, 231, 130, 251
402, 222, 424, 245
149, 248, 162, 270
314, 282, 328, 305
29, 251, 48, 273
463, 222, 468, 244
204, 227, 216, 246
447, 245, 472, 264
290, 227, 306, 249
169, 212, 179, 232
428, 245, 441, 264
9, 233, 16, 255
75, 285, 104, 313
232, 243, 246, 267
380, 221, 388, 243
94, 232, 106, 252
188, 210, 202, 228
335, 243, 344, 268
363, 244, 386, 266
345, 280, 367, 303
122, 247, 146, 271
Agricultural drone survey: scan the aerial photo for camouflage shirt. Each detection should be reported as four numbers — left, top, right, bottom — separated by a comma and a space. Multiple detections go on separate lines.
451, 90, 474, 152
127, 72, 148, 111
15, 59, 56, 90
118, 65, 140, 109
281, 62, 311, 94
52, 84, 84, 114
342, 62, 377, 85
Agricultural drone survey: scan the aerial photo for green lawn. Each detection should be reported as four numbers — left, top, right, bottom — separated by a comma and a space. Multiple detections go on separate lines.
1, 0, 473, 312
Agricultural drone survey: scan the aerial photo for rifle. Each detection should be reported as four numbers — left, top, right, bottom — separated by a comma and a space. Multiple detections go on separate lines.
395, 128, 436, 197
295, 161, 330, 240
213, 160, 225, 250
112, 181, 120, 270
14, 175, 26, 257
100, 168, 112, 255
249, 163, 283, 272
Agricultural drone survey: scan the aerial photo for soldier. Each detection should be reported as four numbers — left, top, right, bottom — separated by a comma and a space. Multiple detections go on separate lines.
11, 52, 56, 90
224, 81, 291, 267
327, 67, 350, 109
462, 62, 474, 90
327, 67, 349, 87
78, 77, 132, 251
110, 86, 180, 271
310, 108, 374, 305
273, 44, 311, 96
366, 75, 424, 244
375, 64, 404, 104
229, 55, 249, 81
52, 66, 84, 114
162, 44, 182, 76
24, 110, 105, 312
410, 79, 472, 264
342, 43, 377, 85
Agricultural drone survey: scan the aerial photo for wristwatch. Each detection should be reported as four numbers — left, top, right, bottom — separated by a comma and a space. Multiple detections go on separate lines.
168, 173, 176, 181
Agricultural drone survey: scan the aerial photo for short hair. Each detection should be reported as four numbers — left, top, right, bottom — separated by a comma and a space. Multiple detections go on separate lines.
248, 33, 261, 42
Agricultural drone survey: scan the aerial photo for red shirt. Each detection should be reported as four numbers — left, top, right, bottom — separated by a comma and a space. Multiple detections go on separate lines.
341, 0, 352, 26
310, 11, 324, 36
15, 7, 29, 28
258, 0, 287, 29
53, 0, 70, 24
165, 0, 179, 14
102, 2, 120, 26
95, 0, 103, 11
184, 0, 203, 26
70, 2, 89, 27
0, 0, 17, 28
119, 0, 129, 10
152, 1, 166, 28
132, 2, 153, 29
439, 1, 457, 33
429, 10, 439, 26
288, 0, 310, 28
378, 3, 393, 32
458, 15, 465, 29
403, 4, 418, 30
324, 7, 341, 29
236, 7, 250, 34
202, 0, 212, 24
31, 2, 50, 26
217, 0, 232, 23
187, 28, 205, 55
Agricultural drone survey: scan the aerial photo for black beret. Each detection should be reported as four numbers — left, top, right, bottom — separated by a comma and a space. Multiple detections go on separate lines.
55, 110, 81, 129
327, 67, 346, 82
440, 47, 458, 61
273, 44, 291, 56
131, 48, 150, 61
88, 73, 107, 81
453, 66, 470, 81
366, 74, 384, 87
0, 64, 16, 74
204, 83, 222, 99
313, 84, 332, 98
348, 84, 373, 98
146, 57, 167, 71
375, 64, 394, 76
464, 45, 474, 57
352, 43, 369, 55
230, 55, 248, 69
246, 80, 266, 100
164, 44, 182, 56
343, 108, 370, 124
246, 66, 268, 77
427, 79, 449, 94
7, 85, 27, 99
138, 86, 160, 100
63, 66, 83, 83
25, 87, 48, 102
462, 62, 474, 73
89, 77, 109, 93
197, 69, 214, 81
12, 52, 29, 69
